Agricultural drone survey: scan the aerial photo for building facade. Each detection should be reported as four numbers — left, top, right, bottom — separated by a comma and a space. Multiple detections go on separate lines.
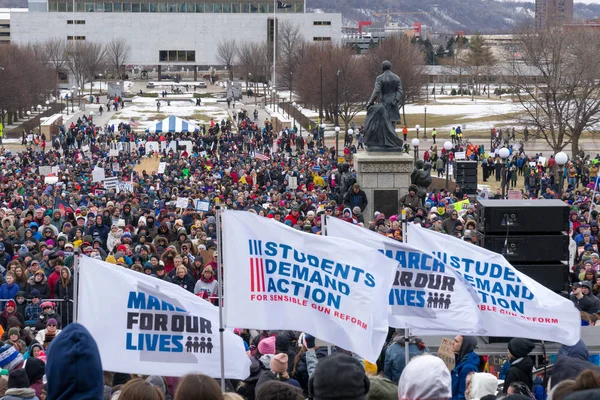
10, 0, 341, 67
535, 0, 573, 29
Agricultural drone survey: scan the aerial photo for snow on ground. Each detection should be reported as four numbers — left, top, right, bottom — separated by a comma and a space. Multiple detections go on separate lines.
83, 81, 135, 92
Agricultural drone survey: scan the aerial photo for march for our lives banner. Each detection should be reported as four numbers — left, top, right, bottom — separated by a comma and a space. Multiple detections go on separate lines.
221, 210, 397, 362
326, 217, 483, 333
407, 225, 581, 345
78, 257, 251, 379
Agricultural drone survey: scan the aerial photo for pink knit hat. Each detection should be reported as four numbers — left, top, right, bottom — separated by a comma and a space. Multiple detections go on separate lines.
270, 353, 288, 374
258, 335, 276, 355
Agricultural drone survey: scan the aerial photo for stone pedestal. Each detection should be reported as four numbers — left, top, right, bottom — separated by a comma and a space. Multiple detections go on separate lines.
353, 152, 414, 220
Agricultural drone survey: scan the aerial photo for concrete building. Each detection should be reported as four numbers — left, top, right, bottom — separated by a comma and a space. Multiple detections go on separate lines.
10, 0, 341, 76
0, 8, 28, 43
535, 0, 573, 29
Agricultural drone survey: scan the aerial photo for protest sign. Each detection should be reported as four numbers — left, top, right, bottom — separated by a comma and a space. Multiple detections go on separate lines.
112, 163, 121, 172
407, 225, 580, 345
81, 145, 90, 153
44, 176, 58, 184
222, 210, 397, 362
78, 257, 250, 378
454, 152, 466, 160
326, 217, 482, 333
538, 156, 547, 166
38, 166, 52, 176
437, 338, 456, 371
103, 177, 118, 189
195, 199, 210, 212
176, 197, 189, 209
92, 167, 105, 183
157, 162, 167, 174
289, 177, 298, 190
51, 166, 60, 175
508, 190, 522, 200
109, 149, 119, 157
117, 181, 133, 193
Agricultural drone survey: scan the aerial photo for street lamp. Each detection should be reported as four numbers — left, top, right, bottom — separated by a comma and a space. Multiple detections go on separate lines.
555, 151, 569, 194
489, 124, 494, 153
348, 128, 353, 149
423, 106, 427, 139
77, 86, 81, 108
298, 105, 303, 137
37, 104, 42, 114
411, 138, 420, 165
415, 124, 420, 138
98, 74, 103, 95
70, 91, 74, 113
334, 126, 340, 161
45, 100, 49, 110
444, 141, 453, 189
292, 102, 297, 129
499, 147, 510, 198
335, 70, 341, 128
319, 65, 323, 122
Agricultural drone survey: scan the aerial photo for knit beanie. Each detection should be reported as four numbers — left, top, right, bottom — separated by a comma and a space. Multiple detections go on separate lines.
7, 369, 29, 389
310, 353, 369, 400
258, 335, 276, 356
0, 344, 24, 371
270, 353, 288, 374
8, 328, 19, 338
508, 338, 535, 359
105, 255, 117, 264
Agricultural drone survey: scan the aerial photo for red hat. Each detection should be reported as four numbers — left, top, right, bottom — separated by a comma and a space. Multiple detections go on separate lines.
5, 300, 16, 309
117, 244, 128, 253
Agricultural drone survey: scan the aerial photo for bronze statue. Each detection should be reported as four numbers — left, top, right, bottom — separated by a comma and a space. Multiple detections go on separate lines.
410, 160, 432, 206
364, 61, 404, 152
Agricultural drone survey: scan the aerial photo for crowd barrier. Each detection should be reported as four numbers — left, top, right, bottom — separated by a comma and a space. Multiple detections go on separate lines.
0, 298, 74, 329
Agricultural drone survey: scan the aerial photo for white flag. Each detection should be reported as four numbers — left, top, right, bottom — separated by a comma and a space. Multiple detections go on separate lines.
407, 225, 581, 345
326, 217, 483, 333
78, 257, 251, 379
222, 210, 397, 362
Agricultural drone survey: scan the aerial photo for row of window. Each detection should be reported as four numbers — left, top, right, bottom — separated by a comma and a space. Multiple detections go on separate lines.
313, 37, 331, 42
159, 50, 196, 62
0, 24, 9, 29
67, 35, 86, 40
49, 1, 304, 13
67, 19, 86, 24
313, 21, 331, 26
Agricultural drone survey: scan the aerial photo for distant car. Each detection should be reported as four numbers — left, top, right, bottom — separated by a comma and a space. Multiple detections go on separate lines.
146, 82, 155, 88
197, 81, 207, 88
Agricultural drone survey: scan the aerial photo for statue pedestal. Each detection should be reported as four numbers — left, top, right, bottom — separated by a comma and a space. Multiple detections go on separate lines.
353, 151, 414, 221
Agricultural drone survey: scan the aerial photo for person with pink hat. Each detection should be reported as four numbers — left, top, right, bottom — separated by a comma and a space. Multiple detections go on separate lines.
256, 353, 301, 389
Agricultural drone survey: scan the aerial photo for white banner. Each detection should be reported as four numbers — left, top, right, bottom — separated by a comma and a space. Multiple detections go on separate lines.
406, 225, 581, 344
38, 166, 52, 176
158, 162, 167, 174
92, 167, 106, 183
103, 177, 118, 189
78, 257, 251, 379
326, 217, 482, 333
222, 210, 397, 362
176, 197, 189, 209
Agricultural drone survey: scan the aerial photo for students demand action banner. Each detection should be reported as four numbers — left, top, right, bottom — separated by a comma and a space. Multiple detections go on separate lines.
407, 224, 581, 345
78, 257, 251, 379
222, 210, 397, 362
326, 217, 483, 333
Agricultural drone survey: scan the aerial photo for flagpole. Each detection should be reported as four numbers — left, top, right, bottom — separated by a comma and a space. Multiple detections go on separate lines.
322, 215, 332, 356
273, 0, 277, 90
72, 251, 81, 322
215, 205, 226, 391
400, 208, 410, 366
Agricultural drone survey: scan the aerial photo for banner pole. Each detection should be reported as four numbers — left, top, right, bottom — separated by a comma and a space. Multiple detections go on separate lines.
404, 329, 410, 367
401, 208, 408, 243
215, 206, 226, 391
72, 251, 81, 322
323, 215, 332, 356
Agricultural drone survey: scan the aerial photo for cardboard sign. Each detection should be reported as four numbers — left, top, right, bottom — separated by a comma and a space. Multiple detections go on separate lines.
92, 167, 106, 183
507, 190, 522, 200
455, 151, 466, 160
38, 166, 52, 176
44, 176, 59, 184
94, 189, 106, 196
81, 145, 90, 152
103, 177, 118, 189
176, 197, 189, 209
538, 156, 547, 166
112, 162, 121, 172
289, 176, 298, 190
109, 149, 119, 157
158, 162, 167, 174
195, 199, 210, 212
52, 166, 60, 175
436, 338, 456, 371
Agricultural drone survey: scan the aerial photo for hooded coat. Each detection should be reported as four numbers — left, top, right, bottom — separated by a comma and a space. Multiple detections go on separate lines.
503, 338, 535, 393
25, 275, 50, 300
469, 373, 498, 400
398, 354, 451, 400
46, 323, 104, 400
452, 336, 479, 400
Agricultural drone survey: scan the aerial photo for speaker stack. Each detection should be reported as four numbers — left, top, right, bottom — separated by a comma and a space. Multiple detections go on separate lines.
477, 199, 570, 292
454, 161, 478, 194
477, 199, 570, 344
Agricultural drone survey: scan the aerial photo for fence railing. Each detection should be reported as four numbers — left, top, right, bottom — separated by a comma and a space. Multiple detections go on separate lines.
0, 298, 73, 329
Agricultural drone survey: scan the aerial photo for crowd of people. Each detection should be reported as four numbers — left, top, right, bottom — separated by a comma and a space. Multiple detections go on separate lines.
0, 101, 598, 399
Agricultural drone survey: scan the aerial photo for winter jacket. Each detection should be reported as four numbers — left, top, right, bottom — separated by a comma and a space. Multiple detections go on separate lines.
384, 337, 429, 384
343, 189, 368, 211
0, 388, 39, 400
256, 371, 301, 389
25, 276, 50, 299
35, 328, 62, 344
0, 283, 20, 304
451, 351, 479, 400
194, 278, 218, 297
503, 356, 534, 393
172, 274, 195, 293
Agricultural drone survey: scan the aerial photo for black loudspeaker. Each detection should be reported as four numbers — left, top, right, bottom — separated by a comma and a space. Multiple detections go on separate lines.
478, 233, 569, 263
513, 262, 569, 292
456, 161, 478, 194
477, 199, 570, 234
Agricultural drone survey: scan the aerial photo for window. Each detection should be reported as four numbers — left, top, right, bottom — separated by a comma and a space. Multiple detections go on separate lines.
67, 19, 86, 24
186, 3, 194, 12
57, 2, 67, 11
195, 2, 203, 12
313, 37, 331, 42
141, 3, 148, 11
204, 2, 212, 12
167, 3, 177, 12
313, 21, 331, 26
0, 32, 9, 37
222, 2, 230, 12
150, 3, 158, 11
158, 50, 195, 62
122, 2, 130, 11
159, 3, 167, 12
213, 2, 221, 12
0, 24, 9, 29
67, 35, 86, 40
231, 2, 239, 12
76, 3, 85, 11
132, 3, 140, 11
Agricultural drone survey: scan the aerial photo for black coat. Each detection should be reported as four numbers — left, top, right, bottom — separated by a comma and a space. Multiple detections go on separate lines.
503, 356, 534, 393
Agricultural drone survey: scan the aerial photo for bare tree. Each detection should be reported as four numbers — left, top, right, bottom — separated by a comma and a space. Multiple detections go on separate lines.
66, 41, 106, 94
216, 39, 238, 81
106, 37, 130, 79
512, 27, 600, 155
365, 34, 427, 126
277, 20, 303, 94
237, 41, 269, 96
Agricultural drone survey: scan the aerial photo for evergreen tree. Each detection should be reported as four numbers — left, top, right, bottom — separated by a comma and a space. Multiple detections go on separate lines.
436, 44, 446, 58
446, 36, 455, 57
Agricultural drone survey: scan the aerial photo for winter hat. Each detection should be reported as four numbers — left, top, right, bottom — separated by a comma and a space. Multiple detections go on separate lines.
7, 327, 19, 338
398, 355, 451, 400
367, 377, 397, 400
105, 255, 117, 264
258, 335, 276, 355
47, 318, 58, 326
30, 289, 41, 298
270, 353, 288, 374
40, 301, 54, 309
24, 356, 45, 384
7, 369, 29, 389
5, 300, 16, 309
47, 323, 104, 400
469, 373, 498, 400
146, 375, 166, 394
0, 344, 24, 371
508, 338, 535, 359
310, 353, 370, 400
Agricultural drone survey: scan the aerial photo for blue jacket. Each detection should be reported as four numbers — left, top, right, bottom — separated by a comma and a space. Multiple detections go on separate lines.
384, 341, 429, 384
0, 283, 20, 304
451, 351, 479, 400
